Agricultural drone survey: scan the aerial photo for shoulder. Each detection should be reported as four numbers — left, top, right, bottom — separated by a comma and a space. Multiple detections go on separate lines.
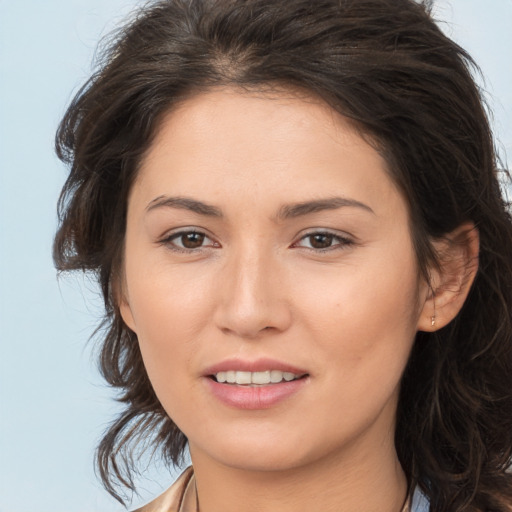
132, 466, 195, 512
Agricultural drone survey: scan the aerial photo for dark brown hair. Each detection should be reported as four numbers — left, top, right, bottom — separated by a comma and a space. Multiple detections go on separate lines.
54, 0, 512, 509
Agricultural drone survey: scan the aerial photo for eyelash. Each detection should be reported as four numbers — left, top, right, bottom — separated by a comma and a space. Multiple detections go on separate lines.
160, 230, 219, 253
159, 229, 354, 253
292, 230, 354, 252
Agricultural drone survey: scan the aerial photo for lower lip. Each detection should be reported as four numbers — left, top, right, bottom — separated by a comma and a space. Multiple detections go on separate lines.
204, 377, 309, 410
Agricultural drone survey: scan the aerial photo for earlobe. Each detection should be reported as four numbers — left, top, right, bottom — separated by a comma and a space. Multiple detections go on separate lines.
417, 222, 479, 332
119, 299, 137, 332
113, 275, 137, 333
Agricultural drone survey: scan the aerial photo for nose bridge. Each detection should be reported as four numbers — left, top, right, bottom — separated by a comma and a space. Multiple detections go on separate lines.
215, 240, 290, 337
234, 244, 270, 307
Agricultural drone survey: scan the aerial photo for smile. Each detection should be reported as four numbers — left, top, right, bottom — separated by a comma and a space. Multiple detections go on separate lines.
213, 370, 306, 385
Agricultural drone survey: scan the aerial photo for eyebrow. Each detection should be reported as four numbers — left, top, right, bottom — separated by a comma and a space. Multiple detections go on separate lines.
276, 196, 374, 220
145, 195, 374, 219
146, 195, 223, 217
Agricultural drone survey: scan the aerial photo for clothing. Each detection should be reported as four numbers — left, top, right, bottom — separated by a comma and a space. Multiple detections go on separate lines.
411, 486, 430, 512
133, 466, 430, 512
133, 467, 196, 512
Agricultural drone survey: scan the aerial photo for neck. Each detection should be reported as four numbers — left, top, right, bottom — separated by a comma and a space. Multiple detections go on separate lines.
190, 431, 407, 512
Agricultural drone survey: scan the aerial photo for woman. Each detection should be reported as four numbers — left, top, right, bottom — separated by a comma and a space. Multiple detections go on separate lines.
53, 0, 512, 510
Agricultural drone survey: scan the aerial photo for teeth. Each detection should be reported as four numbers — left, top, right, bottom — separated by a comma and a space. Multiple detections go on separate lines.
236, 371, 252, 385
270, 370, 282, 383
252, 371, 270, 384
214, 370, 303, 385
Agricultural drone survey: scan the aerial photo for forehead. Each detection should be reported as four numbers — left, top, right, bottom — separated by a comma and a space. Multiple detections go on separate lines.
134, 87, 404, 220
144, 86, 372, 164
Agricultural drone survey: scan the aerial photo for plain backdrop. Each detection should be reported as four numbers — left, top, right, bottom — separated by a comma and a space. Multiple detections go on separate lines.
0, 1, 511, 511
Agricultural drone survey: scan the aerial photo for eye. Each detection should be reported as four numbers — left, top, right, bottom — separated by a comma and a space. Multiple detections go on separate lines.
161, 230, 219, 252
293, 231, 353, 251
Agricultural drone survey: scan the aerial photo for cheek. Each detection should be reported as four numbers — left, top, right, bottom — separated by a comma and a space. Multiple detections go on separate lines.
126, 250, 214, 332
123, 258, 216, 401
294, 248, 421, 387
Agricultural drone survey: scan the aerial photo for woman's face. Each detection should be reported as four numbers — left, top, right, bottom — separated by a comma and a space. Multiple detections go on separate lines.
120, 88, 430, 473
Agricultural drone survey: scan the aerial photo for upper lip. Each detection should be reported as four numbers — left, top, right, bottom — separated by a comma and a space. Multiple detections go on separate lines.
202, 358, 309, 376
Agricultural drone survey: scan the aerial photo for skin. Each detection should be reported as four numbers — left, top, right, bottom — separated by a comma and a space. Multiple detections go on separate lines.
120, 88, 475, 512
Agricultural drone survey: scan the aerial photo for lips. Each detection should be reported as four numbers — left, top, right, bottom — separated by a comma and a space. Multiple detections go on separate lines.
202, 358, 310, 409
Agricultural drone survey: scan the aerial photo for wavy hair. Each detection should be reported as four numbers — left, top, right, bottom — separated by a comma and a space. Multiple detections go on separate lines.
54, 0, 512, 509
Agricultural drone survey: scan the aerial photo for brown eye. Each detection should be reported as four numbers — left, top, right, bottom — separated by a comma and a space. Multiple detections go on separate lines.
179, 232, 206, 248
308, 233, 334, 249
163, 230, 217, 252
293, 231, 354, 252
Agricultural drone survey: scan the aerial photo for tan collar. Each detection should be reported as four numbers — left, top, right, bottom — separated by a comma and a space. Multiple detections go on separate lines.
132, 467, 195, 512
134, 466, 412, 512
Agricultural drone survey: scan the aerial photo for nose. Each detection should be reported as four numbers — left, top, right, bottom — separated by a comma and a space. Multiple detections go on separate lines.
213, 247, 292, 339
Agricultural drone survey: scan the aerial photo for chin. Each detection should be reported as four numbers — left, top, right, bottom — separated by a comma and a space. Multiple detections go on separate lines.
190, 429, 327, 474
215, 452, 310, 474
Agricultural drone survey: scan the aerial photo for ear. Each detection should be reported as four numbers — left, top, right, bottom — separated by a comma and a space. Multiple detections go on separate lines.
113, 273, 138, 333
119, 298, 137, 333
417, 222, 479, 332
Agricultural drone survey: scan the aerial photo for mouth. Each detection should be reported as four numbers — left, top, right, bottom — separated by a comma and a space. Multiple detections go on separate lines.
209, 370, 309, 386
203, 360, 310, 409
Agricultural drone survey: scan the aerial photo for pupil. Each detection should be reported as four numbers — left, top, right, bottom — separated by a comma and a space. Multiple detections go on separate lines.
310, 233, 333, 249
182, 232, 205, 248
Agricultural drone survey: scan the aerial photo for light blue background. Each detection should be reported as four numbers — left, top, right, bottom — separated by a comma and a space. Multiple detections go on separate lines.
1, 1, 511, 511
